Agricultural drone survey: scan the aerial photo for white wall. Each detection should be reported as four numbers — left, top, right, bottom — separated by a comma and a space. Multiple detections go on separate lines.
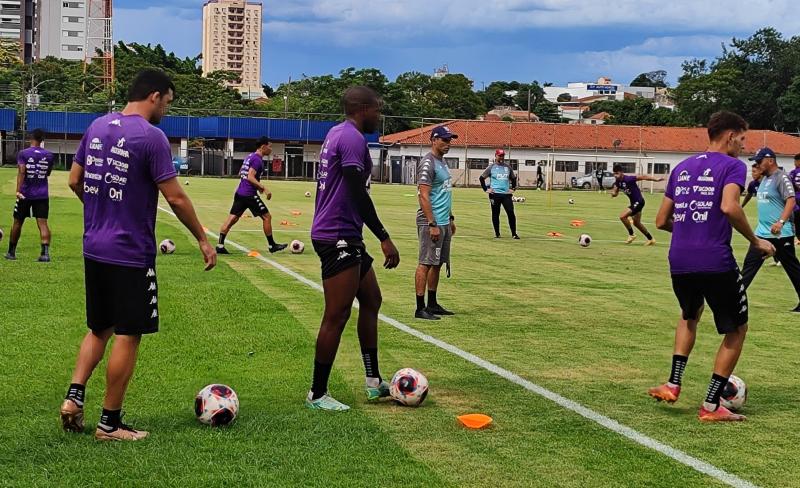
39, 1, 86, 61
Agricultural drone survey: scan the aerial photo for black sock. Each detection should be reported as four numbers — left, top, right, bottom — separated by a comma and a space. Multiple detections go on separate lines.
41, 243, 49, 256
65, 383, 85, 407
704, 374, 729, 409
218, 232, 227, 246
99, 408, 122, 428
668, 355, 688, 386
428, 290, 437, 308
416, 295, 425, 311
311, 361, 333, 400
267, 234, 276, 246
644, 231, 653, 240
8, 242, 17, 254
361, 348, 381, 383
627, 227, 634, 236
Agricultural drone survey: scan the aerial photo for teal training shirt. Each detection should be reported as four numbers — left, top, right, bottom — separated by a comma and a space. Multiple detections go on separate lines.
756, 169, 795, 239
481, 163, 516, 194
416, 152, 453, 226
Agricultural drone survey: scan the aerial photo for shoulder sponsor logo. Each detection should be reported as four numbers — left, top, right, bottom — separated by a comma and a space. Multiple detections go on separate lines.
109, 119, 122, 127
83, 183, 99, 195
677, 170, 691, 182
698, 168, 714, 182
84, 172, 102, 181
89, 137, 103, 150
697, 154, 708, 159
104, 172, 128, 185
109, 187, 124, 202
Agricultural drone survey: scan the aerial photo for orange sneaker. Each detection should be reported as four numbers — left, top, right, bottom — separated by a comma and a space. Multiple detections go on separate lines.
95, 423, 149, 441
698, 405, 746, 422
647, 383, 681, 403
60, 399, 84, 433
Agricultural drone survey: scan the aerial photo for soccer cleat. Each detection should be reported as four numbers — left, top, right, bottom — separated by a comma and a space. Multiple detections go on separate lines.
644, 239, 656, 246
698, 405, 746, 422
365, 380, 391, 401
512, 234, 521, 240
60, 399, 85, 433
4, 253, 16, 260
625, 235, 637, 244
414, 309, 441, 320
305, 392, 350, 411
216, 246, 230, 255
95, 423, 149, 441
427, 304, 455, 316
38, 254, 51, 262
647, 383, 681, 403
791, 304, 800, 313
269, 243, 288, 253
494, 235, 501, 239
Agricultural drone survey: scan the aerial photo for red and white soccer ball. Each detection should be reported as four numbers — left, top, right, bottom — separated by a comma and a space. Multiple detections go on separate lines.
290, 239, 305, 254
721, 375, 747, 411
159, 239, 176, 254
390, 368, 429, 407
578, 234, 592, 247
195, 384, 239, 426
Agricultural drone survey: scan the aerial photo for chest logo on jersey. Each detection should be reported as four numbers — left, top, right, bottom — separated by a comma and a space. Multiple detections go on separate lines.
697, 168, 714, 183
678, 170, 691, 182
110, 137, 129, 158
89, 138, 103, 151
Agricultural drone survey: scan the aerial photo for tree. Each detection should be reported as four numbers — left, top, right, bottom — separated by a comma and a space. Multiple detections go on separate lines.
630, 70, 668, 88
556, 93, 572, 102
584, 97, 681, 126
0, 39, 20, 68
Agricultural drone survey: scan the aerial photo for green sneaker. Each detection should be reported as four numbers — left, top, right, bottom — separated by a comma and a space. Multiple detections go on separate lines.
305, 393, 350, 411
365, 380, 391, 401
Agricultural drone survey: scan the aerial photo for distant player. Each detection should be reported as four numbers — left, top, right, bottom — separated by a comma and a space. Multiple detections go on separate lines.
740, 148, 800, 312
5, 129, 55, 261
479, 149, 519, 239
649, 111, 774, 421
790, 153, 800, 245
216, 136, 286, 254
595, 166, 604, 191
61, 70, 216, 440
306, 86, 400, 411
536, 164, 544, 189
742, 162, 762, 208
415, 125, 457, 320
611, 164, 663, 245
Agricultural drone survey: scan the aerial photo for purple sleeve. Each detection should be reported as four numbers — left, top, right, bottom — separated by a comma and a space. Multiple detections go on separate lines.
16, 150, 25, 166
74, 134, 88, 167
148, 130, 178, 184
665, 172, 676, 199
251, 156, 264, 174
339, 133, 367, 170
724, 160, 747, 191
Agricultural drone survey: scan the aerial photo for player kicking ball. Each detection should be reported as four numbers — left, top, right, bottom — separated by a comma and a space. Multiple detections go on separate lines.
648, 111, 774, 422
611, 164, 663, 245
216, 136, 287, 254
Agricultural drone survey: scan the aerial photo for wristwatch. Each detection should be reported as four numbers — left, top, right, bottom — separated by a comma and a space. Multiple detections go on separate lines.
779, 219, 786, 225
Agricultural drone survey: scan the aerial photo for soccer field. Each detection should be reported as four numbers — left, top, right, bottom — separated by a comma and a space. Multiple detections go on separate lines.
1, 167, 798, 487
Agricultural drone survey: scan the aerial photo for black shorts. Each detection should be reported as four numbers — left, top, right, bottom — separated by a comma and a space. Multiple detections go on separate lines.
628, 199, 645, 216
312, 239, 374, 281
84, 257, 159, 335
229, 193, 269, 218
794, 209, 800, 239
671, 270, 748, 334
13, 197, 49, 220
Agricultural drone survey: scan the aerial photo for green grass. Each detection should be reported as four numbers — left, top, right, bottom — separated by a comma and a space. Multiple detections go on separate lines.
0, 168, 797, 487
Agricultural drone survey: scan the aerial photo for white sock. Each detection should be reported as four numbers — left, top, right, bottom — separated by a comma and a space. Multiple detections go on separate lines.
365, 377, 381, 388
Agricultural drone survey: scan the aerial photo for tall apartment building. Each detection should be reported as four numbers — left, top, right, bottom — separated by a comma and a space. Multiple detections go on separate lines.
0, 0, 37, 63
202, 0, 262, 99
38, 0, 90, 61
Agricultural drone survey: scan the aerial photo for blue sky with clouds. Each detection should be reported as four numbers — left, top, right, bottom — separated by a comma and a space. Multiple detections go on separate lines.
114, 0, 800, 89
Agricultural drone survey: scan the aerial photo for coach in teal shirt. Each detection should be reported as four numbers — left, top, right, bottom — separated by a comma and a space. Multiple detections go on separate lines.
741, 147, 800, 312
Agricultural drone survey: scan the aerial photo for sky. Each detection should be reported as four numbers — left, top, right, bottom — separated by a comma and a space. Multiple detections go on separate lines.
114, 0, 800, 90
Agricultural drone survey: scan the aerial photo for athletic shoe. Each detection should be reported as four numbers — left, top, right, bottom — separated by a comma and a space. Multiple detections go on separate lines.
60, 399, 84, 433
647, 383, 681, 403
269, 243, 288, 253
494, 235, 501, 239
216, 246, 230, 255
426, 304, 455, 316
95, 423, 149, 441
414, 309, 441, 320
644, 239, 656, 246
38, 254, 51, 262
305, 392, 350, 411
698, 405, 746, 422
4, 253, 16, 260
513, 234, 521, 240
625, 235, 637, 244
791, 304, 800, 313
365, 380, 391, 401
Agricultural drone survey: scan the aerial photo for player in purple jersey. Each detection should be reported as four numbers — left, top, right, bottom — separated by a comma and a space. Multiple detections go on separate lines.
611, 165, 663, 245
216, 136, 287, 254
61, 70, 216, 441
791, 153, 800, 245
5, 129, 55, 261
742, 162, 762, 208
649, 111, 774, 422
306, 86, 400, 411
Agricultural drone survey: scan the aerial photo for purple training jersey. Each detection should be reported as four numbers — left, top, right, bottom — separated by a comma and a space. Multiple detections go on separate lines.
311, 120, 372, 242
17, 146, 55, 200
614, 175, 644, 204
74, 113, 177, 267
790, 168, 800, 212
236, 152, 264, 197
665, 152, 747, 274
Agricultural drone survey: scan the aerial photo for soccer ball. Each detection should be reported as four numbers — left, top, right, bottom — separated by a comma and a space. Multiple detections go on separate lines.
290, 239, 305, 254
390, 368, 429, 407
721, 375, 747, 411
520, 197, 526, 203
185, 180, 189, 186
568, 198, 575, 204
194, 384, 239, 426
578, 234, 592, 247
159, 239, 176, 254
304, 191, 311, 198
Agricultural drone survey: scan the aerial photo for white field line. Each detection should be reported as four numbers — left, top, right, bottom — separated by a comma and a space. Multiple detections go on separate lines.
158, 206, 758, 488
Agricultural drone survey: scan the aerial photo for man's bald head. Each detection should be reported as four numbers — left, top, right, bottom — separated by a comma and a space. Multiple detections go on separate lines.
342, 86, 381, 116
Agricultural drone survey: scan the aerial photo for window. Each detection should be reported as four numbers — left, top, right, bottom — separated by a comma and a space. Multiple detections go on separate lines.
63, 1, 84, 7
443, 157, 459, 169
584, 161, 607, 173
524, 159, 542, 167
648, 163, 671, 175
555, 160, 579, 172
62, 44, 82, 52
468, 158, 489, 170
62, 16, 81, 23
62, 30, 82, 37
505, 159, 519, 170
613, 162, 637, 173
